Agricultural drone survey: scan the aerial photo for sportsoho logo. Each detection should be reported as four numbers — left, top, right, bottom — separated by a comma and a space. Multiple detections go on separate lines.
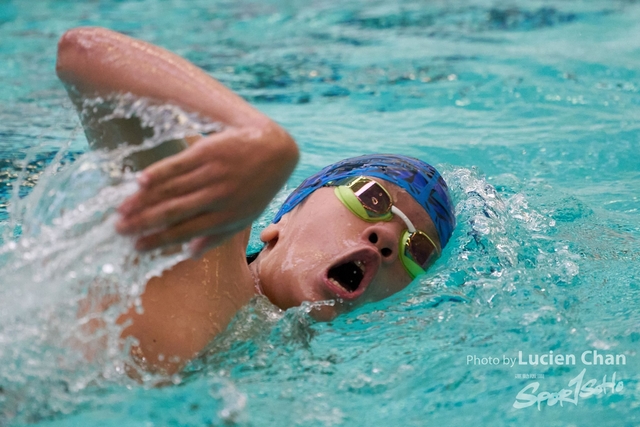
466, 350, 629, 410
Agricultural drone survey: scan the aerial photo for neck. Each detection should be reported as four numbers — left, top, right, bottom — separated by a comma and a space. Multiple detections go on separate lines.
248, 257, 265, 296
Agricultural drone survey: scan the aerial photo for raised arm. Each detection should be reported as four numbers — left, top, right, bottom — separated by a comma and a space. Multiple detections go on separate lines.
56, 27, 299, 255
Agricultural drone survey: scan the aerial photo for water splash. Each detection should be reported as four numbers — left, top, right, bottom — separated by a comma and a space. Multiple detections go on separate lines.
82, 93, 223, 151
0, 95, 223, 423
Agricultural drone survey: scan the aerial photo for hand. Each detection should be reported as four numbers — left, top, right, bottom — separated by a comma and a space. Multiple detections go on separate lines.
115, 123, 298, 257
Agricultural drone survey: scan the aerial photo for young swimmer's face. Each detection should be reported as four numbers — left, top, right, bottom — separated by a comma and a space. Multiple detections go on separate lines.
252, 179, 440, 320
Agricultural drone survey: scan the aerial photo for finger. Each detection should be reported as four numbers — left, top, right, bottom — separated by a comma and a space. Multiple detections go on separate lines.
134, 211, 242, 251
135, 141, 208, 189
118, 164, 220, 217
138, 130, 231, 188
116, 184, 228, 235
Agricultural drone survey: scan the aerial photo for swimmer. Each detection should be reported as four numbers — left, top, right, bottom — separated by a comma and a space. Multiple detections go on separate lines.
56, 27, 456, 375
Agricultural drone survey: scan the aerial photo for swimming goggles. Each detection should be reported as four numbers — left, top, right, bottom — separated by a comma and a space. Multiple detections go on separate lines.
328, 176, 441, 278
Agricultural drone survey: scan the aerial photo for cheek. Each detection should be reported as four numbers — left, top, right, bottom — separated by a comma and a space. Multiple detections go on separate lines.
265, 239, 329, 305
282, 216, 362, 269
368, 265, 413, 301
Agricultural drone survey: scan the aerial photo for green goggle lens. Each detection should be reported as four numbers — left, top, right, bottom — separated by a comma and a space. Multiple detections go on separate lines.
334, 185, 393, 222
400, 230, 439, 271
399, 231, 427, 279
348, 177, 392, 216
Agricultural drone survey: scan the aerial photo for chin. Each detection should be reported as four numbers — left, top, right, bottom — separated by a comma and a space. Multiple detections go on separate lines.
266, 276, 346, 321
274, 296, 339, 321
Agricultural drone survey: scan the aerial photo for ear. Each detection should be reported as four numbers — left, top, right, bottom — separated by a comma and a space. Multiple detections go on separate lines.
259, 223, 279, 246
260, 214, 288, 248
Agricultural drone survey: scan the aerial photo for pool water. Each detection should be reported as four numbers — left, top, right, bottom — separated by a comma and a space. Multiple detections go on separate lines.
1, 0, 639, 426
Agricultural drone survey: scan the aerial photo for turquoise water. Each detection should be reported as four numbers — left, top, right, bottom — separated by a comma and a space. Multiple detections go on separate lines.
1, 0, 640, 426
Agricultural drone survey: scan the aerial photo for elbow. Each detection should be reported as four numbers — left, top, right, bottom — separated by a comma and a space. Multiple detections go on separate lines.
56, 27, 109, 85
270, 122, 299, 174
287, 134, 300, 168
246, 120, 299, 183
56, 28, 87, 82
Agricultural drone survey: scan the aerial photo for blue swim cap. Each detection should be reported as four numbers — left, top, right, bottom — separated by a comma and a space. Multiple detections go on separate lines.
273, 154, 456, 249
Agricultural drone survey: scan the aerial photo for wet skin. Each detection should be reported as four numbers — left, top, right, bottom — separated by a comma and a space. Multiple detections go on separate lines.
249, 180, 441, 321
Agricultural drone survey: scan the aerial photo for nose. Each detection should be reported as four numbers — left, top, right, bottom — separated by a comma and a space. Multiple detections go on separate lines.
362, 224, 400, 264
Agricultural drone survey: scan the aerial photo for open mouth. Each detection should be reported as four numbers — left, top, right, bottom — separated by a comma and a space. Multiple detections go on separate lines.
324, 249, 379, 299
327, 260, 365, 293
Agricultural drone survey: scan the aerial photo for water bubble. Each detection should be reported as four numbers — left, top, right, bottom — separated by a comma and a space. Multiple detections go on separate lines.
212, 381, 247, 422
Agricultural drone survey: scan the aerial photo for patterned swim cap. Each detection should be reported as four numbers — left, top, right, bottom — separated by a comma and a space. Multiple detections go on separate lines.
272, 154, 456, 249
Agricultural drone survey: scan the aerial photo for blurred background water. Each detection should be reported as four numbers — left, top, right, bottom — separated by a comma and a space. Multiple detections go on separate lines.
0, 0, 639, 426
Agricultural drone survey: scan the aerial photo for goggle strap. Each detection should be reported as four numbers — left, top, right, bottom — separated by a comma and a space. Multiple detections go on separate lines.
390, 206, 416, 233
